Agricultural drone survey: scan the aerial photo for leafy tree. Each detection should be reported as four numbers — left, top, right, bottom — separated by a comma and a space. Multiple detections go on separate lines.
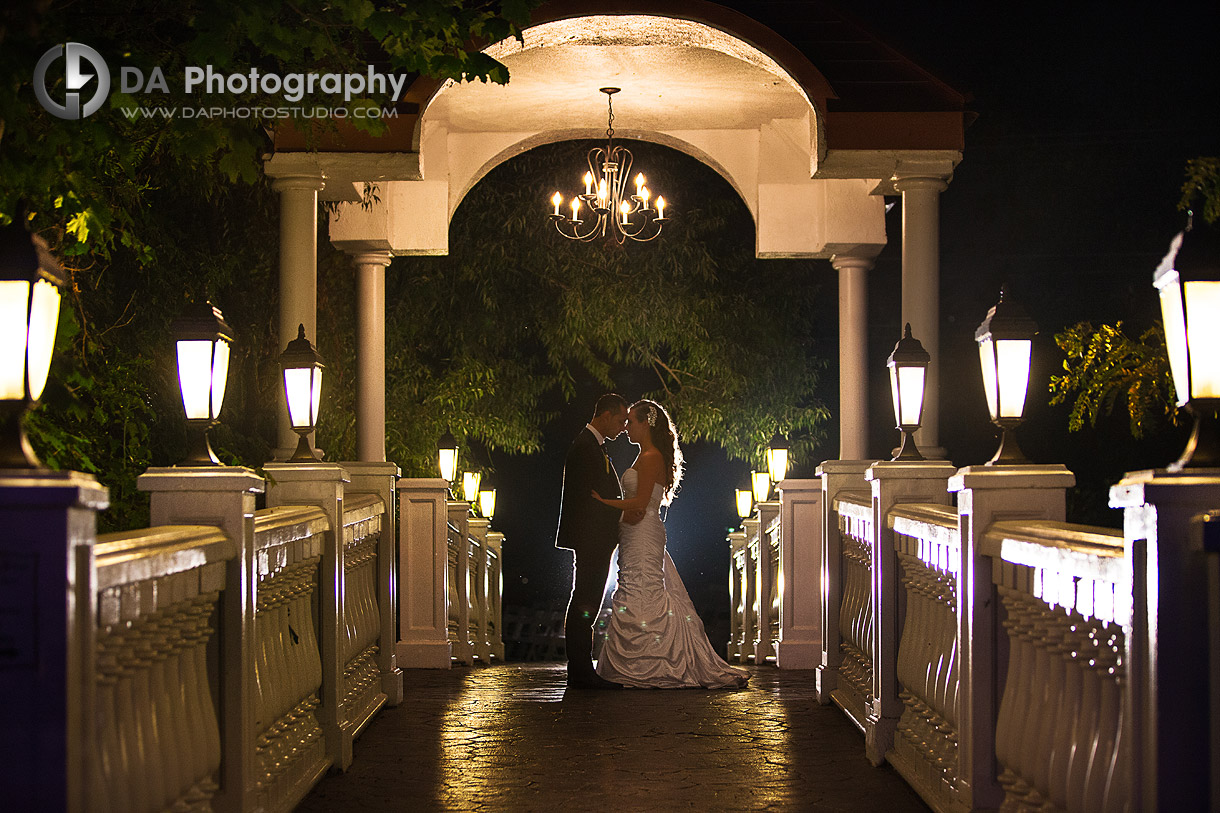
1049, 320, 1179, 440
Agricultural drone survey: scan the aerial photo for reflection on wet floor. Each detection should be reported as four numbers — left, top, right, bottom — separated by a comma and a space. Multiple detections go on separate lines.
298, 663, 930, 812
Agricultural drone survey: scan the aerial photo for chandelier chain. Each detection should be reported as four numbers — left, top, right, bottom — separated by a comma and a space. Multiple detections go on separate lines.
606, 94, 614, 141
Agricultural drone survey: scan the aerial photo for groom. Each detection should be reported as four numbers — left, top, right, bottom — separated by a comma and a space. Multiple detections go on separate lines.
556, 393, 636, 689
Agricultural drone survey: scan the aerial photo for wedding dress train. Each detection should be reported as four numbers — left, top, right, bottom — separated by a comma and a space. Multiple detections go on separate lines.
596, 468, 748, 689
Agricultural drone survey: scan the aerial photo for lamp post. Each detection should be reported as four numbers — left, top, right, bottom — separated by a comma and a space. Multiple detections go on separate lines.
462, 470, 482, 504
735, 473, 754, 519
437, 431, 458, 483
280, 324, 324, 463
172, 302, 234, 466
1154, 224, 1220, 470
975, 288, 1036, 464
0, 226, 64, 469
887, 323, 931, 461
766, 433, 790, 484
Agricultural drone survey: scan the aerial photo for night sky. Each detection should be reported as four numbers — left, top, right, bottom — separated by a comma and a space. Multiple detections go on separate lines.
483, 2, 1220, 640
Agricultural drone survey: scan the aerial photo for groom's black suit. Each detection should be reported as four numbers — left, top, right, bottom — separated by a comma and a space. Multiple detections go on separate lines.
556, 427, 622, 678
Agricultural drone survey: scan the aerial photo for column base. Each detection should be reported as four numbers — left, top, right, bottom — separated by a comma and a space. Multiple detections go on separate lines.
397, 640, 452, 669
754, 640, 775, 664
865, 713, 899, 767
381, 667, 404, 705
815, 664, 838, 704
776, 639, 822, 669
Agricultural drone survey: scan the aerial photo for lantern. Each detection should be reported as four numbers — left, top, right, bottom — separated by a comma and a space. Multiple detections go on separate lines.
0, 225, 64, 468
887, 323, 931, 461
172, 302, 234, 466
280, 324, 324, 462
735, 473, 754, 519
1154, 224, 1220, 469
766, 432, 790, 483
437, 431, 458, 482
975, 289, 1036, 464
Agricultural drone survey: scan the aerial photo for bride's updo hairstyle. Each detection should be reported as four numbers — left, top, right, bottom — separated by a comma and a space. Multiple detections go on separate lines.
632, 399, 684, 505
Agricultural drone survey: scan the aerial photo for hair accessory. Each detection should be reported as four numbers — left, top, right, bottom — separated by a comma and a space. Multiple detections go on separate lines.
646, 404, 657, 426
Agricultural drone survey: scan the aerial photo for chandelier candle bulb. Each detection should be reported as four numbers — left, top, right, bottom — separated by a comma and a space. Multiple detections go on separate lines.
597, 177, 608, 206
570, 198, 581, 221
641, 186, 651, 205
656, 196, 667, 219
621, 201, 631, 225
635, 172, 646, 194
551, 192, 562, 216
584, 172, 593, 195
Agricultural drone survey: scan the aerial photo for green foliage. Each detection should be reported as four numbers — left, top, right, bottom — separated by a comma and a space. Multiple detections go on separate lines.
1049, 320, 1179, 440
1180, 157, 1220, 225
3, 0, 532, 530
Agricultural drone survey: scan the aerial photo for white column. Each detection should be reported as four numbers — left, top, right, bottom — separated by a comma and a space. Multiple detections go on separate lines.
832, 255, 873, 460
893, 175, 949, 454
351, 251, 391, 462
272, 174, 324, 458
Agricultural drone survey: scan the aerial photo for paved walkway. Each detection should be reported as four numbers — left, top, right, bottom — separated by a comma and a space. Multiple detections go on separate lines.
297, 664, 930, 812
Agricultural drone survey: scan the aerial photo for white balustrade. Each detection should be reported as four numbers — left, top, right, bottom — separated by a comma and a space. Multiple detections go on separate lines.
250, 504, 330, 811
338, 494, 389, 750
888, 504, 962, 803
92, 525, 234, 812
752, 502, 780, 664
984, 520, 1130, 813
834, 490, 874, 729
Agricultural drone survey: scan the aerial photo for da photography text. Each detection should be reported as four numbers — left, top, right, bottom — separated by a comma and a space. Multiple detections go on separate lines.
34, 41, 409, 121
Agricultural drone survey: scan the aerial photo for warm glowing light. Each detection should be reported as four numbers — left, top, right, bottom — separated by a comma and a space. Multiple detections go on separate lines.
995, 339, 1031, 419
735, 487, 753, 518
551, 191, 562, 216
583, 171, 593, 195
640, 185, 651, 205
462, 471, 482, 503
620, 201, 631, 225
891, 366, 926, 427
284, 367, 322, 429
752, 471, 770, 503
570, 198, 581, 220
437, 431, 458, 482
656, 196, 667, 218
597, 177, 608, 203
766, 433, 789, 483
25, 279, 60, 403
0, 281, 31, 399
479, 487, 497, 520
177, 340, 218, 420
635, 172, 646, 193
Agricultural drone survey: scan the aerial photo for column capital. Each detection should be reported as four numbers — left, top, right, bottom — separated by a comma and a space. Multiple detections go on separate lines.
349, 249, 394, 267
270, 173, 325, 193
830, 254, 876, 272
892, 174, 949, 194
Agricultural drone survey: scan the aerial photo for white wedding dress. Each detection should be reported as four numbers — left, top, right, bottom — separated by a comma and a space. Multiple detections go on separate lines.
595, 468, 749, 689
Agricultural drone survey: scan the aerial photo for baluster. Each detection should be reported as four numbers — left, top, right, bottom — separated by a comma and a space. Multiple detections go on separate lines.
132, 616, 168, 810
1048, 610, 1086, 809
96, 629, 130, 811
996, 589, 1032, 806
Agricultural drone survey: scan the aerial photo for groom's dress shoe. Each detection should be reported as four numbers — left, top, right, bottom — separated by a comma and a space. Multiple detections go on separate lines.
566, 672, 625, 690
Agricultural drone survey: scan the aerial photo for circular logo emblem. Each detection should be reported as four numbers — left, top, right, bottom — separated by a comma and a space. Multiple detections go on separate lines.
34, 43, 110, 120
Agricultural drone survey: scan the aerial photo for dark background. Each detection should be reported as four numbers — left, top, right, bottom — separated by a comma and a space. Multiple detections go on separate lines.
484, 1, 1220, 651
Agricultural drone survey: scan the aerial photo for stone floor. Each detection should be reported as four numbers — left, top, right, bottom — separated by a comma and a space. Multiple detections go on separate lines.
297, 663, 931, 812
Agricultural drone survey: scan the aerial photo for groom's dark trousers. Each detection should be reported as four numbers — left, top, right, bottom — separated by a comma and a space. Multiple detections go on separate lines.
555, 427, 622, 678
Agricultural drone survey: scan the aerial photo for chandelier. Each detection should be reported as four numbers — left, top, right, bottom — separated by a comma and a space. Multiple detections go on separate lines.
548, 87, 668, 243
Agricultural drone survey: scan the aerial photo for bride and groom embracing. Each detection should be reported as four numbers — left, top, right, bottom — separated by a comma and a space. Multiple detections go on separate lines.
556, 393, 748, 691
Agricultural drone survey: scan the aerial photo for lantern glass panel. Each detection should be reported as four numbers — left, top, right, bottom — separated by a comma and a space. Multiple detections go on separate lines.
736, 488, 753, 518
1156, 271, 1190, 405
978, 338, 999, 421
996, 339, 1032, 419
210, 339, 230, 419
893, 365, 926, 427
26, 279, 61, 402
751, 471, 770, 503
0, 280, 30, 399
284, 366, 317, 429
767, 447, 788, 483
1184, 280, 1220, 400
479, 488, 496, 519
177, 340, 215, 420
438, 448, 458, 482
462, 471, 482, 502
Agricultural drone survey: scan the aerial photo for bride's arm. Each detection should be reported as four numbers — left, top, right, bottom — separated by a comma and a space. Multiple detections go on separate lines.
592, 452, 663, 511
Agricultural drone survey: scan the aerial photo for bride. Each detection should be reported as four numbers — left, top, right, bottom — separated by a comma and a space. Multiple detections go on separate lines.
591, 399, 748, 689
